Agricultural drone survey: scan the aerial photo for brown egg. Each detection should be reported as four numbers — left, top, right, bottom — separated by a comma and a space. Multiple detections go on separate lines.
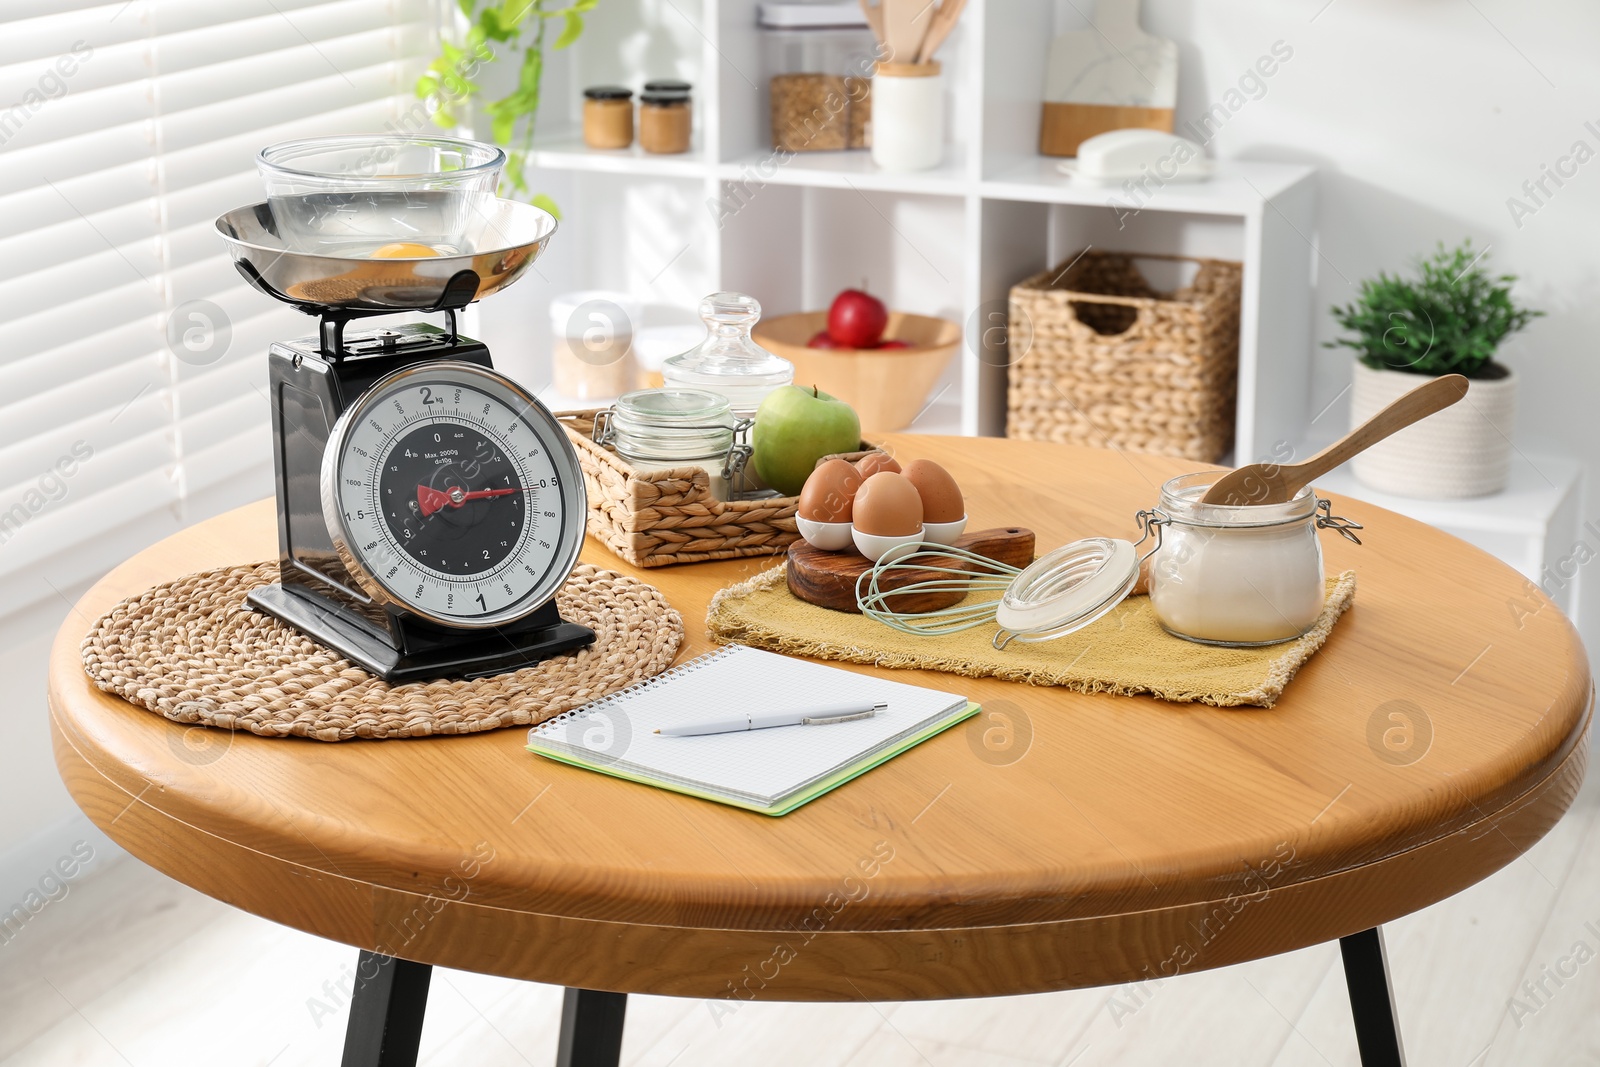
855, 451, 901, 479
902, 459, 964, 523
797, 459, 862, 523
852, 472, 923, 536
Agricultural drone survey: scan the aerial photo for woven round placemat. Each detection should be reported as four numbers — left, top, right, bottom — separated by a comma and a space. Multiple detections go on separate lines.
81, 561, 684, 741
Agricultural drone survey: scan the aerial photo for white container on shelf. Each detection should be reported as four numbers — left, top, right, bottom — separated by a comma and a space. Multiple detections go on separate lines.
549, 290, 643, 402
633, 323, 707, 390
870, 62, 943, 172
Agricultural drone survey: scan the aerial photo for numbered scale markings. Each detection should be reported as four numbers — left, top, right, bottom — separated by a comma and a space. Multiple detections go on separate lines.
321, 362, 585, 628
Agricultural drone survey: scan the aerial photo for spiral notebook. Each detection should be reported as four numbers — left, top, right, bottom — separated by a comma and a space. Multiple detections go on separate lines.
525, 644, 977, 816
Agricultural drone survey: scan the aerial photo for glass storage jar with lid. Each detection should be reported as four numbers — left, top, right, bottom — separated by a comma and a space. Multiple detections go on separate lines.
661, 292, 793, 418
761, 22, 876, 151
639, 82, 692, 154
582, 86, 634, 149
596, 388, 740, 501
1140, 473, 1359, 646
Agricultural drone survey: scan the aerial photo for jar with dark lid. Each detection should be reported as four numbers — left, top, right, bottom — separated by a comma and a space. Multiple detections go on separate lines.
643, 79, 693, 94
582, 85, 633, 150
639, 87, 692, 154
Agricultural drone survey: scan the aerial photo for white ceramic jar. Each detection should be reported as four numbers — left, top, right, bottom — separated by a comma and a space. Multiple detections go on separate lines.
1144, 472, 1356, 647
870, 62, 943, 172
549, 290, 643, 402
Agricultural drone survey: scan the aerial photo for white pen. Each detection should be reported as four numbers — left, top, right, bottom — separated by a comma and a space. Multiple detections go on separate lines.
654, 701, 888, 737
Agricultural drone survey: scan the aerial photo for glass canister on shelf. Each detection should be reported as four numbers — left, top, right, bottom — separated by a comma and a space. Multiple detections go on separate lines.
760, 16, 876, 152
549, 290, 643, 402
639, 81, 693, 154
594, 389, 742, 501
662, 292, 793, 419
582, 86, 634, 149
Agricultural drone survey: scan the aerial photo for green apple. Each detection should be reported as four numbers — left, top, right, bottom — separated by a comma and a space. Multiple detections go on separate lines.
752, 385, 862, 496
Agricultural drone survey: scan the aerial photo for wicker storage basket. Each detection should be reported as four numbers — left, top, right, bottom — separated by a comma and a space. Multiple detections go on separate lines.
1007, 251, 1242, 461
558, 410, 871, 568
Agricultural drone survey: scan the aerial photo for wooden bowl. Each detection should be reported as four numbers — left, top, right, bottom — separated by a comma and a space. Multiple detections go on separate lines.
753, 311, 961, 432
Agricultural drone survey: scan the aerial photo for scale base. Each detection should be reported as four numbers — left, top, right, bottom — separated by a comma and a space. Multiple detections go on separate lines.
247, 584, 596, 683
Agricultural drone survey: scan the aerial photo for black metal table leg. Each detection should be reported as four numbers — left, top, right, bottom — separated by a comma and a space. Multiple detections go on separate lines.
1340, 927, 1406, 1067
341, 951, 433, 1067
556, 988, 628, 1067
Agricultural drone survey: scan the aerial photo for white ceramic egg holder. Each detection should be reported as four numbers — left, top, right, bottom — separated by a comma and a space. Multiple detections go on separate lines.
796, 514, 969, 562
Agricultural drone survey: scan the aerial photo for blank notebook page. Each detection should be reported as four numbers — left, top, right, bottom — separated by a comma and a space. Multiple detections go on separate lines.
528, 645, 968, 805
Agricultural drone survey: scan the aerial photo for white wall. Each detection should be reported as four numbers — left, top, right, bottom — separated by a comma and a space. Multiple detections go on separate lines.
1117, 0, 1600, 658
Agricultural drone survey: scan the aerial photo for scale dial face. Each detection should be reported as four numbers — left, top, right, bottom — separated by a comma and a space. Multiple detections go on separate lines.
321, 361, 586, 629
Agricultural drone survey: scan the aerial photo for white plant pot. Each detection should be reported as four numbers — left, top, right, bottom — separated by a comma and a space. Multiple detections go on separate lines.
1349, 360, 1517, 499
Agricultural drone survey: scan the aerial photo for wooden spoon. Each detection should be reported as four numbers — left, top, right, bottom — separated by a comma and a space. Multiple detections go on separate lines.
1201, 374, 1470, 506
881, 0, 925, 63
916, 0, 967, 63
858, 0, 886, 50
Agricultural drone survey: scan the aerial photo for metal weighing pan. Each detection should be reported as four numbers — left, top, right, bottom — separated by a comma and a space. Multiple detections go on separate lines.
215, 195, 557, 314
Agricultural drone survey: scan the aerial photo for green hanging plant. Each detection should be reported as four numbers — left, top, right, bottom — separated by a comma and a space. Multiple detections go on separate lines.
415, 0, 600, 218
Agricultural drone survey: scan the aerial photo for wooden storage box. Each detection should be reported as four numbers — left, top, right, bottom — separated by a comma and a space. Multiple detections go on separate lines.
1006, 251, 1242, 462
558, 411, 871, 568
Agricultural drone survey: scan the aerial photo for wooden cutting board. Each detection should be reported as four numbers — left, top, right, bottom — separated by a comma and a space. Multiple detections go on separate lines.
1039, 0, 1177, 157
787, 527, 1035, 614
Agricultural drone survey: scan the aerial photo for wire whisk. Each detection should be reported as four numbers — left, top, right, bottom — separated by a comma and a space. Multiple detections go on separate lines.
854, 545, 1024, 636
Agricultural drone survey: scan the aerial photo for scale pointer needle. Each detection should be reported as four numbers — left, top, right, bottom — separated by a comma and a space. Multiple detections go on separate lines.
417, 484, 520, 517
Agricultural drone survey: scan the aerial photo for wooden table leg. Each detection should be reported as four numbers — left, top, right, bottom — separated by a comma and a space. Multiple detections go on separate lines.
556, 988, 628, 1067
1339, 927, 1406, 1067
341, 951, 432, 1067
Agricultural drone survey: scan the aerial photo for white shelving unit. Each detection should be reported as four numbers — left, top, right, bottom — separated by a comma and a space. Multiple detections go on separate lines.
474, 0, 1316, 455
465, 0, 1583, 624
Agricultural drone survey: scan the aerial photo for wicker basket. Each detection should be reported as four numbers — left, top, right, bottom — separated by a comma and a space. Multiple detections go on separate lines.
557, 410, 872, 568
1007, 251, 1242, 461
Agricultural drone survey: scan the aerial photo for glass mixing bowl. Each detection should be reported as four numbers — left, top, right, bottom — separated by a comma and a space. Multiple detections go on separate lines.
256, 135, 507, 257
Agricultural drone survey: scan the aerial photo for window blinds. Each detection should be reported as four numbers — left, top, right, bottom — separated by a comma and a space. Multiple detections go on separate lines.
0, 0, 432, 639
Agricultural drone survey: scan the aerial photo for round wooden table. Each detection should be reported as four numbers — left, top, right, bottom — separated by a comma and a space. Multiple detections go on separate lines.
50, 437, 1590, 1067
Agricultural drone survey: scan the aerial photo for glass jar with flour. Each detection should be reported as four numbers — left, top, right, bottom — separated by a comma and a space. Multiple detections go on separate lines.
1141, 473, 1361, 646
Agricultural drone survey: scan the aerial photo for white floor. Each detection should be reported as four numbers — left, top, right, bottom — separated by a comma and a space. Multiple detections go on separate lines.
2, 765, 1597, 1067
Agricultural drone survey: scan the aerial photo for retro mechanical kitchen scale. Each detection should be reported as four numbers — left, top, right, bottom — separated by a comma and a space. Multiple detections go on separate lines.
215, 135, 594, 681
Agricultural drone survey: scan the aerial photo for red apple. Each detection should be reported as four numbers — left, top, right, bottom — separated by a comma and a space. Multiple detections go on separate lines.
827, 288, 888, 349
875, 339, 912, 350
807, 330, 842, 349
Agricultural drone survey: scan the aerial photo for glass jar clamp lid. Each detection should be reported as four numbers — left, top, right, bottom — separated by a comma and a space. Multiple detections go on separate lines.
596, 388, 737, 463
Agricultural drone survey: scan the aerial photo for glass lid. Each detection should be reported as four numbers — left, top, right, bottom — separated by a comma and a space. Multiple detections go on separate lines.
991, 538, 1140, 649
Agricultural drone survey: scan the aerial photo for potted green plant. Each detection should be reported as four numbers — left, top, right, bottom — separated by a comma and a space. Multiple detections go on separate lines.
1328, 241, 1541, 498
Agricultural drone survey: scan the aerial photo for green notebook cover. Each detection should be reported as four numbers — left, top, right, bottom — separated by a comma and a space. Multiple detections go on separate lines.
528, 701, 980, 816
